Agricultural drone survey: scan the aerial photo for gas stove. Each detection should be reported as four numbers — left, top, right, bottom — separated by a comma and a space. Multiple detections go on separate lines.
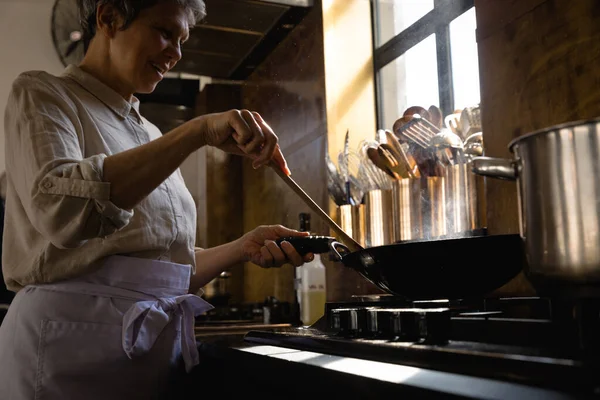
244, 295, 600, 397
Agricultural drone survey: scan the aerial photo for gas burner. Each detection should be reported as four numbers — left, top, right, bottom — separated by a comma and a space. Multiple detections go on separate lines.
244, 296, 600, 395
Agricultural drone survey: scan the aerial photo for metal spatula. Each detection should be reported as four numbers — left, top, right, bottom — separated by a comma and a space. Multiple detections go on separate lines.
269, 161, 364, 253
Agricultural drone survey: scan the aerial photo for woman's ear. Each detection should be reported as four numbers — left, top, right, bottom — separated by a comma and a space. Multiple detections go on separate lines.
95, 3, 123, 38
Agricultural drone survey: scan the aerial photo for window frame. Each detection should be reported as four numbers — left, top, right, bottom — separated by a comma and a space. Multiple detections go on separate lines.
372, 0, 475, 125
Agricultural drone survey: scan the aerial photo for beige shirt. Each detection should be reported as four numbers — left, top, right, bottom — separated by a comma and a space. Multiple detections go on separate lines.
2, 65, 197, 291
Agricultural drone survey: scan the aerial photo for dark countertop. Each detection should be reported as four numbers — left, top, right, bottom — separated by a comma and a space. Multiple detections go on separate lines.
167, 328, 589, 400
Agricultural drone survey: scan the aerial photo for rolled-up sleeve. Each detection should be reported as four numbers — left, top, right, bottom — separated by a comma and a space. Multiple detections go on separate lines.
5, 74, 133, 249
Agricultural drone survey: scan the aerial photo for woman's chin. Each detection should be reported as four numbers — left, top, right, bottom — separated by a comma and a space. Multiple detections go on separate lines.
136, 82, 159, 95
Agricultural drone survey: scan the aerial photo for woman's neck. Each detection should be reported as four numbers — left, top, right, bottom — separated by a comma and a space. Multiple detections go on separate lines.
78, 42, 134, 101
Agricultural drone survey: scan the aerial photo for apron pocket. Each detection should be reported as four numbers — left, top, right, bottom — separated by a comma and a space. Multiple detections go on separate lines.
35, 319, 146, 400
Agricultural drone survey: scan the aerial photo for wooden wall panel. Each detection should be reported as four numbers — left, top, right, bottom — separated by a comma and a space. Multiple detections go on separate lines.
240, 3, 327, 304
240, 0, 380, 303
193, 83, 245, 303
242, 137, 328, 303
476, 0, 600, 236
475, 0, 548, 42
475, 0, 600, 296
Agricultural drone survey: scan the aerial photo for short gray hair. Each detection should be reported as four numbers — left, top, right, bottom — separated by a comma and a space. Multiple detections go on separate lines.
78, 0, 206, 50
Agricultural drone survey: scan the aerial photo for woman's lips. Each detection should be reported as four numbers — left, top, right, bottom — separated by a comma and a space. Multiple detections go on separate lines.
149, 62, 166, 79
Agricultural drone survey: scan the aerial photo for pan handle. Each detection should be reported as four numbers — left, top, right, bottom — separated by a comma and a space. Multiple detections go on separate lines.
329, 241, 351, 261
274, 236, 336, 256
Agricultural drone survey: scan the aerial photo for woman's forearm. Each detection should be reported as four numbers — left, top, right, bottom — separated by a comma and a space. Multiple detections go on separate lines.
103, 118, 205, 210
189, 240, 244, 294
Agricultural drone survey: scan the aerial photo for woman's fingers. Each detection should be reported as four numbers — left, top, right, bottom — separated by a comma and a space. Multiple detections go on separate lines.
222, 110, 290, 174
271, 145, 291, 175
260, 246, 274, 268
265, 240, 287, 266
280, 241, 304, 267
251, 112, 278, 168
227, 110, 253, 146
239, 110, 265, 154
303, 253, 315, 263
261, 238, 309, 268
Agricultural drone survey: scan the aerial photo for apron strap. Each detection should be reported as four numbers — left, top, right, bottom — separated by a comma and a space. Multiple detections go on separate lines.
122, 294, 213, 372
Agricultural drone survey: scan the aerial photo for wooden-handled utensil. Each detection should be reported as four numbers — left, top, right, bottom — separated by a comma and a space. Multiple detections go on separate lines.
268, 161, 364, 253
378, 144, 406, 179
428, 105, 443, 130
384, 129, 421, 179
366, 146, 396, 179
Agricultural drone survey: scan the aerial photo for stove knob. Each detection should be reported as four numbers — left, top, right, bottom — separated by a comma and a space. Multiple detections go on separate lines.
417, 308, 451, 344
329, 309, 341, 331
338, 308, 358, 336
337, 307, 370, 337
366, 308, 380, 337
367, 309, 418, 340
367, 308, 393, 338
389, 309, 420, 341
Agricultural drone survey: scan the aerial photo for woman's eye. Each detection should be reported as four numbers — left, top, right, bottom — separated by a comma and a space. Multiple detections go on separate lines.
158, 28, 170, 39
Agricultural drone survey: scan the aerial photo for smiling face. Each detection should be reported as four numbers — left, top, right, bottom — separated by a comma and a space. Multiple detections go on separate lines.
103, 1, 191, 96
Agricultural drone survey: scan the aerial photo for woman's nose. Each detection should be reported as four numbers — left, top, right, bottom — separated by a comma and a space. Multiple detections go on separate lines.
166, 42, 182, 63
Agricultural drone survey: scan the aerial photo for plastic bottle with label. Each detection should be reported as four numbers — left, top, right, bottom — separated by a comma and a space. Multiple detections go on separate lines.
295, 213, 327, 326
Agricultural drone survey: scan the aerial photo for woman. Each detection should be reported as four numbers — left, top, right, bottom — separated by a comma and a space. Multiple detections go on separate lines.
0, 0, 314, 398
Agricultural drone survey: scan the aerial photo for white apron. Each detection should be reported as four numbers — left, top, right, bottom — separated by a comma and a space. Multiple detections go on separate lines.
0, 255, 213, 400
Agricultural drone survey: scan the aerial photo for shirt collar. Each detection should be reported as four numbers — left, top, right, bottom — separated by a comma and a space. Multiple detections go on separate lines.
62, 64, 141, 120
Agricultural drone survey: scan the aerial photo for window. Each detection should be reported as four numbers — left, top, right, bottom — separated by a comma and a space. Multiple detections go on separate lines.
372, 0, 478, 131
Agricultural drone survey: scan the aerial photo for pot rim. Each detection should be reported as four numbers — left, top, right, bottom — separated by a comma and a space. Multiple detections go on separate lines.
508, 116, 600, 152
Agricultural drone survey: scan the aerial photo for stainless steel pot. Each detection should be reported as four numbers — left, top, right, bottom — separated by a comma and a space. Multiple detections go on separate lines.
472, 117, 600, 296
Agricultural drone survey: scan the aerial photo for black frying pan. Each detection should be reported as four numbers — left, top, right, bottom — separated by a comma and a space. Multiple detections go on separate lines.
277, 234, 525, 300
268, 162, 524, 300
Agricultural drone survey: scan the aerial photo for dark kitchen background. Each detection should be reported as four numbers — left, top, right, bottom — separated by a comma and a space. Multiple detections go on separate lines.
4, 0, 600, 397
2, 0, 600, 305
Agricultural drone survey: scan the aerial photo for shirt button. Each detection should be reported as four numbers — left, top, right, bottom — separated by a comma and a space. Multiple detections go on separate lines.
43, 181, 53, 189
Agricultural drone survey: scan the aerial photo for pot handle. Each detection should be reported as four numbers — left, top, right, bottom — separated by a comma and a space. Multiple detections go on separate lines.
329, 241, 350, 261
471, 157, 518, 181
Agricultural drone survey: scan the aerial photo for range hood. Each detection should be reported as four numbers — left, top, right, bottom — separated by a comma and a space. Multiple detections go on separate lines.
172, 0, 314, 80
